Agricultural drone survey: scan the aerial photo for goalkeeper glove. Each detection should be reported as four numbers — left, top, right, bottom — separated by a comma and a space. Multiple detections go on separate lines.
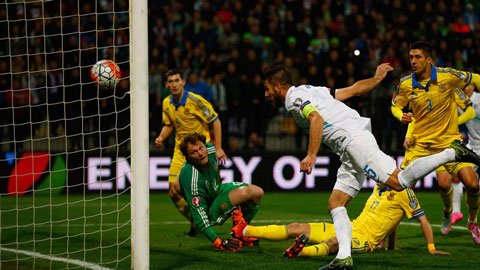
213, 237, 242, 252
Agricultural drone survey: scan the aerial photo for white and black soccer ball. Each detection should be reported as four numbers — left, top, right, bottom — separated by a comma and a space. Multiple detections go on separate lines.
90, 59, 121, 89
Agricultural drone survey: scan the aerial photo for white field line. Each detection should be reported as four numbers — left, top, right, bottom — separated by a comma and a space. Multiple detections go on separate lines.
7, 218, 469, 231
160, 218, 470, 231
0, 247, 113, 270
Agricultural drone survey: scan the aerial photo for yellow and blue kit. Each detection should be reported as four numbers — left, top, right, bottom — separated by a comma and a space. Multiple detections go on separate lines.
308, 186, 423, 253
162, 91, 218, 182
392, 65, 473, 149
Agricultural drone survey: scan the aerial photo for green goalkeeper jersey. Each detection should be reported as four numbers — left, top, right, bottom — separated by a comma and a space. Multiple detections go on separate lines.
178, 143, 224, 242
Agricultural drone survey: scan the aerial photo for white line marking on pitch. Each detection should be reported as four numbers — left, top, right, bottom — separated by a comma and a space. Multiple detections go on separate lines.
159, 218, 469, 231
0, 247, 113, 270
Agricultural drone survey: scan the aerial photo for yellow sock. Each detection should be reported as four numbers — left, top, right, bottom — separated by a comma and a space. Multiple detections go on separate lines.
466, 190, 480, 222
299, 243, 329, 257
245, 225, 288, 241
440, 187, 454, 213
174, 198, 193, 222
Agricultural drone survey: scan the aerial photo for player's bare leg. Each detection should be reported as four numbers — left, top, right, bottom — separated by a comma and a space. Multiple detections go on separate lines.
168, 182, 196, 236
437, 172, 453, 234
458, 167, 480, 244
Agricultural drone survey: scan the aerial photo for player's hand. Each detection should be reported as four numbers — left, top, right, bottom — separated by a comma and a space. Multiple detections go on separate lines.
216, 148, 228, 164
401, 112, 412, 124
374, 63, 394, 80
429, 249, 451, 255
155, 136, 163, 148
300, 155, 316, 175
403, 137, 415, 149
213, 237, 242, 252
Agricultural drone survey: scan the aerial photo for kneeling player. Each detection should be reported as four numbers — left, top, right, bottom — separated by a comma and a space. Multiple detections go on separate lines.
231, 184, 450, 257
178, 133, 264, 252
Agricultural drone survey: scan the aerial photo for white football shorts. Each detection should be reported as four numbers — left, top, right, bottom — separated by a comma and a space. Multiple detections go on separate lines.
334, 130, 397, 197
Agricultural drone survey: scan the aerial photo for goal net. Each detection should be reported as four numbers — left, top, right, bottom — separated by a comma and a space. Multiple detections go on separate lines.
0, 0, 149, 269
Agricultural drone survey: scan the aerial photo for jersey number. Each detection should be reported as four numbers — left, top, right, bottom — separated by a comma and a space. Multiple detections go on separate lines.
370, 200, 380, 210
426, 99, 432, 110
363, 165, 377, 179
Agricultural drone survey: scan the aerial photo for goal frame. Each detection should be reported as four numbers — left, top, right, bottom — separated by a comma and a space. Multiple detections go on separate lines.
130, 0, 150, 269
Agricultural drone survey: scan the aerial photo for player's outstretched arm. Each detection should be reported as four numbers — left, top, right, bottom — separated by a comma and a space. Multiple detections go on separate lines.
211, 119, 228, 164
155, 125, 174, 148
301, 111, 323, 175
386, 227, 398, 250
335, 63, 393, 101
417, 215, 451, 255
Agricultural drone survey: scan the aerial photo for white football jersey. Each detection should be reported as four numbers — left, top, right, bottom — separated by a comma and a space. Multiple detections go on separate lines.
285, 85, 371, 154
466, 91, 480, 151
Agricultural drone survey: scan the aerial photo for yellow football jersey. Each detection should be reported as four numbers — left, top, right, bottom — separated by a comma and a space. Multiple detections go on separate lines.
162, 91, 218, 147
392, 65, 472, 148
351, 186, 424, 251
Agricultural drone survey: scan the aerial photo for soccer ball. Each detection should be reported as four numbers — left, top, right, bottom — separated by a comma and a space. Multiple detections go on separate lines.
90, 59, 121, 89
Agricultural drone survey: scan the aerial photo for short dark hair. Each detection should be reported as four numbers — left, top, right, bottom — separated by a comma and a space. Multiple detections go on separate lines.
261, 64, 293, 86
164, 69, 183, 82
180, 133, 207, 159
409, 41, 433, 58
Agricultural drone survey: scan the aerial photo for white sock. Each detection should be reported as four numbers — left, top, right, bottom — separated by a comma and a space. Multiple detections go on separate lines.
452, 182, 463, 213
398, 149, 456, 188
331, 206, 351, 259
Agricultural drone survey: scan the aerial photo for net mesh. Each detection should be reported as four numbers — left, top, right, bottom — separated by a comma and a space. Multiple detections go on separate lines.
0, 0, 131, 269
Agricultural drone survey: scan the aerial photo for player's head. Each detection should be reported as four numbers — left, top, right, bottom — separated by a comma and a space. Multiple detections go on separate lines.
164, 69, 185, 96
409, 41, 432, 75
180, 133, 208, 165
262, 64, 293, 108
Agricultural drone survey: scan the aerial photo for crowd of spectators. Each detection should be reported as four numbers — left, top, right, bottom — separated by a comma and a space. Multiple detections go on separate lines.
148, 0, 480, 153
1, 0, 480, 154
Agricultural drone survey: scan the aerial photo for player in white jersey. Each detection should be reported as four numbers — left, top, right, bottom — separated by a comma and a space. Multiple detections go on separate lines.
262, 63, 480, 270
452, 85, 480, 224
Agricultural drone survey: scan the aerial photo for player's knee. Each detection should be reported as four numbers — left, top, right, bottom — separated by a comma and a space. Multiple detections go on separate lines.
287, 222, 308, 237
249, 185, 264, 203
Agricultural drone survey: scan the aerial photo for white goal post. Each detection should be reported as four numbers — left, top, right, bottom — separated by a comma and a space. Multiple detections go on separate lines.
130, 0, 150, 269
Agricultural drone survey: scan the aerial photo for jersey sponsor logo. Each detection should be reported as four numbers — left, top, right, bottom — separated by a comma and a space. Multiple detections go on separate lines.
293, 98, 303, 107
203, 108, 210, 117
300, 100, 311, 110
409, 199, 418, 209
192, 196, 201, 207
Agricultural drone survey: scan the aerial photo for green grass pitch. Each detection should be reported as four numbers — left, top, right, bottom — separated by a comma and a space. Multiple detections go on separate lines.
1, 191, 480, 269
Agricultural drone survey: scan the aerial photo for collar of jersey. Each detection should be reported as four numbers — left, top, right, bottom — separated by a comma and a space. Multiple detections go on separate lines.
376, 185, 392, 196
170, 90, 189, 110
411, 64, 437, 92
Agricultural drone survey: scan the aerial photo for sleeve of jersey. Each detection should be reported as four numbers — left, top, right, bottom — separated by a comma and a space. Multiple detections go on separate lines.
191, 94, 218, 124
180, 167, 218, 242
162, 103, 171, 125
400, 188, 425, 220
449, 68, 472, 90
391, 85, 408, 121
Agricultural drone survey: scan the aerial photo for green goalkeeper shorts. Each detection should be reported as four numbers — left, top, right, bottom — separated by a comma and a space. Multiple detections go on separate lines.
209, 182, 248, 225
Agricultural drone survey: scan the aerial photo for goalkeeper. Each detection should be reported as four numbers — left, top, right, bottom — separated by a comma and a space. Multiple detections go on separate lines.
231, 184, 450, 257
177, 133, 264, 251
